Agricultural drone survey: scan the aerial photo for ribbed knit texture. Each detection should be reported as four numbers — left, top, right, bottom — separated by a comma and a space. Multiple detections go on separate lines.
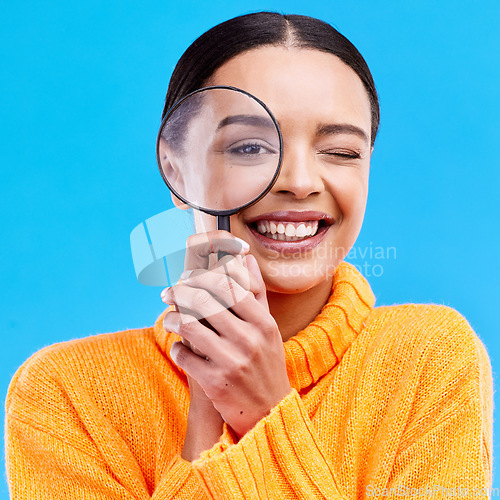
5, 262, 493, 499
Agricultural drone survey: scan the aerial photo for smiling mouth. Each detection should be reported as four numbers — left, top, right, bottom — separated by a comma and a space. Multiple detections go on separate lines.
246, 211, 334, 245
252, 219, 324, 241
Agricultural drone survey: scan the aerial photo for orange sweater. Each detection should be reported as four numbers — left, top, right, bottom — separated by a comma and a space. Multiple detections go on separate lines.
5, 262, 493, 499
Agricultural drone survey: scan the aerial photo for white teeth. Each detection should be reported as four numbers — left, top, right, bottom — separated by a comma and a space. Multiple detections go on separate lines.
296, 224, 307, 237
285, 224, 295, 237
254, 219, 323, 241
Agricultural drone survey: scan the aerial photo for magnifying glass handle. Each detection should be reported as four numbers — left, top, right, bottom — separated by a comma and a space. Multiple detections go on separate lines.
217, 215, 230, 260
217, 215, 230, 232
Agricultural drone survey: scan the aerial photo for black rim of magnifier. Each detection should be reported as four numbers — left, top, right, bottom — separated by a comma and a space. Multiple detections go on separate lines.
156, 85, 284, 217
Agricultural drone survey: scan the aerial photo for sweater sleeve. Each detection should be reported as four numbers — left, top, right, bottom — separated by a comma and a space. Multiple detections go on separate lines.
192, 388, 345, 499
6, 417, 208, 499
5, 356, 209, 500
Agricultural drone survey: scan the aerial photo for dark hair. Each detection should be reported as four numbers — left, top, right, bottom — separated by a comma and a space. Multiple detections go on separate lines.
162, 12, 380, 146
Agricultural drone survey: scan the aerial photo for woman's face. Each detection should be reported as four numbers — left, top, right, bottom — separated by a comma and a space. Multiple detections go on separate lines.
195, 46, 372, 294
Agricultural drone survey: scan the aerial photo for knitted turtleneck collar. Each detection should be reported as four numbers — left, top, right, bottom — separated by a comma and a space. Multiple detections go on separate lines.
153, 261, 375, 392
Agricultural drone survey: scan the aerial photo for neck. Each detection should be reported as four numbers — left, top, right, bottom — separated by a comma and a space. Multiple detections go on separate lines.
267, 277, 334, 342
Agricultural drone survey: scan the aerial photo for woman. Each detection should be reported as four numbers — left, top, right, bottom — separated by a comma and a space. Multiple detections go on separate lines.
5, 12, 493, 499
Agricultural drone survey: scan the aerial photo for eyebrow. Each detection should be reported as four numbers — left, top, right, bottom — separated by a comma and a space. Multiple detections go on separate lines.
317, 123, 370, 144
216, 114, 276, 130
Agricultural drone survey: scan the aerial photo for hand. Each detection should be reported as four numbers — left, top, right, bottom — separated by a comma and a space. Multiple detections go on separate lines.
164, 232, 249, 459
162, 231, 292, 438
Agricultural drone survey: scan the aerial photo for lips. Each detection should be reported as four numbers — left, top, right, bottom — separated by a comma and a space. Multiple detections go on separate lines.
245, 211, 335, 253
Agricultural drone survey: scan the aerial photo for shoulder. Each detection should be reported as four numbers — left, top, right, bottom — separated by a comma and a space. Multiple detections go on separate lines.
6, 325, 181, 414
366, 303, 489, 360
360, 303, 493, 399
5, 325, 189, 471
9, 326, 155, 380
347, 303, 493, 429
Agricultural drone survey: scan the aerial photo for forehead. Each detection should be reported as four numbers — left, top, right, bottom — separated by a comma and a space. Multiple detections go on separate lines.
208, 46, 372, 140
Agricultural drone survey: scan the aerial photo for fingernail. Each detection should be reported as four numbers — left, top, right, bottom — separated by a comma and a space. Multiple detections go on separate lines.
235, 237, 250, 252
161, 287, 170, 300
180, 270, 193, 281
169, 344, 178, 363
164, 313, 178, 332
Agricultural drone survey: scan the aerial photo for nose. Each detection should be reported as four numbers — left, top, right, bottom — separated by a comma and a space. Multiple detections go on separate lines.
271, 142, 324, 199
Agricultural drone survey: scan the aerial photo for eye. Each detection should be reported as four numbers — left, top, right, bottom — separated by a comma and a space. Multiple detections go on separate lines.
317, 148, 362, 160
227, 141, 276, 157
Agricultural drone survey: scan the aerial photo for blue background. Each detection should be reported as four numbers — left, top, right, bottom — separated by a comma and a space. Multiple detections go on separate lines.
1, 0, 499, 496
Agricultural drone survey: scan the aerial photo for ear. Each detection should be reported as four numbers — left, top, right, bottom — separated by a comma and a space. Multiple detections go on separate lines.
158, 138, 189, 210
158, 137, 176, 182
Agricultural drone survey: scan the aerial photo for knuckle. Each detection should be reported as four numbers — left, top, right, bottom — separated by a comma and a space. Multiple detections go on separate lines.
168, 284, 182, 301
174, 346, 190, 366
233, 327, 259, 354
192, 288, 211, 305
240, 289, 255, 304
225, 355, 247, 375
185, 233, 198, 249
239, 271, 252, 292
227, 255, 244, 274
204, 374, 226, 399
262, 323, 277, 338
177, 317, 197, 337
217, 254, 231, 266
217, 275, 234, 295
258, 316, 278, 337
242, 334, 260, 355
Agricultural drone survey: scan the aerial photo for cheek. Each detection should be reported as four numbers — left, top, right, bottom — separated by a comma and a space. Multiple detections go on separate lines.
326, 169, 368, 224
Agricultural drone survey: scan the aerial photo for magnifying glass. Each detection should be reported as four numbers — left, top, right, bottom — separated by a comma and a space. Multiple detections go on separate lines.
156, 86, 283, 238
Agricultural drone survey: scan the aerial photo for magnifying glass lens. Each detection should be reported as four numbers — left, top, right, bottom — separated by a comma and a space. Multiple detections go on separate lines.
157, 87, 282, 215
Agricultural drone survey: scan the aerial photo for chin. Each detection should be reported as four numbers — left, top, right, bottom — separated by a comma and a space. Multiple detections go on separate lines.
259, 259, 337, 294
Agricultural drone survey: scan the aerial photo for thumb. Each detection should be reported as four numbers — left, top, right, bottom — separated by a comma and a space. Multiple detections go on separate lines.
244, 254, 269, 310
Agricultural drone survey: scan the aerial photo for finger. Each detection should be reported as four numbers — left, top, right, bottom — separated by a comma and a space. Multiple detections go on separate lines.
181, 337, 207, 359
183, 271, 253, 313
184, 231, 249, 271
164, 282, 235, 323
182, 255, 260, 297
164, 282, 253, 341
164, 311, 220, 360
244, 254, 269, 311
165, 279, 272, 336
170, 341, 212, 380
